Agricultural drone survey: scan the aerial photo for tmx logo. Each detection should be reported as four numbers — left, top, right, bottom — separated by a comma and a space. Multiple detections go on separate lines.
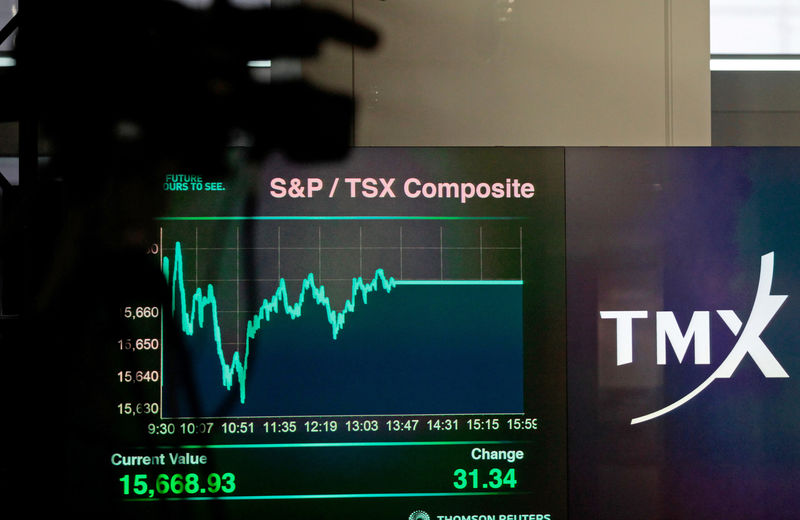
600, 253, 789, 425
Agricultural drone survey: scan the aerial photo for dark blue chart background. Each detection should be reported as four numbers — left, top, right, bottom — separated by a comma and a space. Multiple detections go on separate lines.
164, 283, 523, 417
567, 148, 800, 520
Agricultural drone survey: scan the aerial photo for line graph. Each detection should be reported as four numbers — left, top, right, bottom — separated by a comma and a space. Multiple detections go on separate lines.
160, 219, 525, 417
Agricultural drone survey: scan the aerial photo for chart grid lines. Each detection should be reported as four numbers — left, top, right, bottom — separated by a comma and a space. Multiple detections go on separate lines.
159, 219, 526, 418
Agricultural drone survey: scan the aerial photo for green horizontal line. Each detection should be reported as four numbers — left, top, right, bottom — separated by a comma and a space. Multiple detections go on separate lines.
152, 440, 524, 450
395, 280, 522, 286
125, 491, 522, 502
156, 216, 523, 221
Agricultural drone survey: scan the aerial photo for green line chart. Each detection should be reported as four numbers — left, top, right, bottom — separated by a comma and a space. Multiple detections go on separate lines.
159, 219, 525, 417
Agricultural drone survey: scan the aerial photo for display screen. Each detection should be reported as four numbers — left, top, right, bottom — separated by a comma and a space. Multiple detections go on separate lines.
65, 147, 800, 519
566, 148, 800, 519
107, 148, 567, 519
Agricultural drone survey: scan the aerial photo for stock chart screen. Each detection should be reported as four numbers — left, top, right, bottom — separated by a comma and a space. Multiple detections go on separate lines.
107, 148, 567, 519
